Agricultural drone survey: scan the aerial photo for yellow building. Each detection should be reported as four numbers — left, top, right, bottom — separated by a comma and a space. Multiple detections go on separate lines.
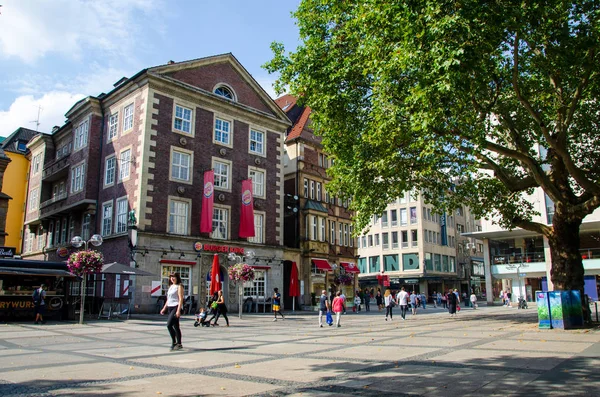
1, 128, 40, 253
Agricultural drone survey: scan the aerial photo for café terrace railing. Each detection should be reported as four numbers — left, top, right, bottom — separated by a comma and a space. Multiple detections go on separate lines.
493, 248, 600, 264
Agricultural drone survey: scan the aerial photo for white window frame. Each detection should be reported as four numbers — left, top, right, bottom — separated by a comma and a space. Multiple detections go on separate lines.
170, 147, 193, 184
101, 201, 113, 236
249, 128, 266, 156
344, 224, 349, 246
108, 112, 119, 141
330, 221, 336, 244
115, 197, 128, 234
211, 205, 230, 240
104, 155, 116, 187
123, 103, 134, 132
248, 211, 265, 244
119, 148, 132, 181
338, 223, 343, 246
61, 217, 67, 243
212, 158, 232, 192
32, 153, 41, 174
70, 162, 85, 193
37, 226, 44, 251
168, 197, 191, 236
248, 167, 266, 199
316, 182, 322, 201
74, 119, 89, 151
213, 116, 233, 147
320, 217, 326, 242
310, 181, 315, 199
29, 187, 39, 211
173, 103, 193, 135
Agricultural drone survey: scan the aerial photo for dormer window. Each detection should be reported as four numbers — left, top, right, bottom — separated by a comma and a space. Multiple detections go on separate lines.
213, 84, 236, 101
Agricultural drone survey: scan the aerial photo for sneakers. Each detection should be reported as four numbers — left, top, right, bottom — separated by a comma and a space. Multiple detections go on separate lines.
320, 324, 323, 328
337, 324, 341, 327
273, 318, 277, 322
172, 344, 183, 351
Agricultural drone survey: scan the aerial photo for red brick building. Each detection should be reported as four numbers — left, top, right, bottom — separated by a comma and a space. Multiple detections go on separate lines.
276, 95, 358, 309
23, 54, 291, 313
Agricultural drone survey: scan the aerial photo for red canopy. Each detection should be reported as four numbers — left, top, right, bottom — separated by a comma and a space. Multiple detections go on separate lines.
340, 262, 360, 274
312, 258, 332, 271
288, 262, 300, 297
209, 254, 221, 295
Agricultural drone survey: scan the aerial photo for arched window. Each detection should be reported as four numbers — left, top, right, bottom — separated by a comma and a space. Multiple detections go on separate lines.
213, 84, 236, 101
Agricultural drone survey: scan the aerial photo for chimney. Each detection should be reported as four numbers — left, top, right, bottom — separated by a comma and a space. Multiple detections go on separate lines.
167, 60, 175, 65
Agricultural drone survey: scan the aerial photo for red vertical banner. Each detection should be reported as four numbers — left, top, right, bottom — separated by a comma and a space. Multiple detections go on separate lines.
200, 170, 214, 233
238, 179, 255, 238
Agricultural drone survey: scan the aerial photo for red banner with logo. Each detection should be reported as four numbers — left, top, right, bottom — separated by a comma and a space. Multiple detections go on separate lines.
200, 170, 214, 233
238, 179, 255, 238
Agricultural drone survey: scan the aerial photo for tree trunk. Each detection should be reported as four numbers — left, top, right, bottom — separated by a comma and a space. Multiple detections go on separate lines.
546, 208, 589, 321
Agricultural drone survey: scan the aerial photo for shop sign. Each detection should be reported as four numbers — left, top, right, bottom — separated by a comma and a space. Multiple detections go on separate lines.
0, 247, 16, 258
0, 296, 64, 311
194, 242, 244, 254
470, 276, 481, 281
56, 247, 70, 259
404, 279, 419, 284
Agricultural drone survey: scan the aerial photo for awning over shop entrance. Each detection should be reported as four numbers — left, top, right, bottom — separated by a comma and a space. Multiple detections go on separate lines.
0, 266, 76, 278
311, 258, 332, 271
340, 262, 360, 274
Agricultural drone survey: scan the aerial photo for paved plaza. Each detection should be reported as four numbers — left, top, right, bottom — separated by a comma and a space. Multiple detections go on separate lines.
0, 305, 599, 396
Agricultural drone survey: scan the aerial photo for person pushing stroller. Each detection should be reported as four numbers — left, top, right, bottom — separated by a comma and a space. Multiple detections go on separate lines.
194, 307, 210, 327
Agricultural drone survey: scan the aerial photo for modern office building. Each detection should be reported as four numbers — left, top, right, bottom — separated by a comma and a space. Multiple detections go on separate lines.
464, 188, 600, 304
21, 54, 291, 313
357, 192, 484, 300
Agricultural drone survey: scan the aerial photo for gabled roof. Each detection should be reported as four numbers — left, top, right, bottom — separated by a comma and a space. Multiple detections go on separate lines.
275, 94, 321, 144
1, 127, 41, 154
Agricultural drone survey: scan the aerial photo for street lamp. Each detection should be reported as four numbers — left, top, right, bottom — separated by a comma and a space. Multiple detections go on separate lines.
227, 250, 255, 319
71, 234, 103, 324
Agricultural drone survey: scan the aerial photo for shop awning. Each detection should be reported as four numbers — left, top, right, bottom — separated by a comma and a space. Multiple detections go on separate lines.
0, 266, 77, 278
311, 258, 332, 271
340, 262, 360, 274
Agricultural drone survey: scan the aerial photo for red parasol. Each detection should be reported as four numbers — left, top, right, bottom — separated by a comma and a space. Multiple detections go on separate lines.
288, 262, 300, 311
209, 254, 221, 296
289, 262, 300, 297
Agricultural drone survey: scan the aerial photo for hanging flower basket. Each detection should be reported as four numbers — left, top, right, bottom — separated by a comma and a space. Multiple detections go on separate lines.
334, 274, 354, 286
67, 250, 104, 277
228, 263, 255, 284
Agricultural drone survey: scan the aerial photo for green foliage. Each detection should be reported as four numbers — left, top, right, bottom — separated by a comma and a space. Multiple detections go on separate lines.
264, 0, 600, 236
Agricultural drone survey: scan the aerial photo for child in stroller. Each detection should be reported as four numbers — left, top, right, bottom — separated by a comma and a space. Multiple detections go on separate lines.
194, 307, 210, 327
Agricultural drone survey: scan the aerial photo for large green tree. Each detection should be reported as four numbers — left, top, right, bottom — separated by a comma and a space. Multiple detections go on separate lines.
266, 1, 600, 301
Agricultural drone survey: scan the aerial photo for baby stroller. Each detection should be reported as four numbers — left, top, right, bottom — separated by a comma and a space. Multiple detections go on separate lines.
193, 307, 211, 327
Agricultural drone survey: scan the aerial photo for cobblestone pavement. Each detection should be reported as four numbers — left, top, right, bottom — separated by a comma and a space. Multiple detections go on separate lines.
0, 305, 599, 396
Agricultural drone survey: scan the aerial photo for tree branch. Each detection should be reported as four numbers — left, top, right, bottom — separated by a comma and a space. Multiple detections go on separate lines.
513, 217, 553, 237
475, 153, 539, 192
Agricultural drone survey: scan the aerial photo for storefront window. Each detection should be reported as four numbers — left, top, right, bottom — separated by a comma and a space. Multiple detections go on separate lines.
369, 256, 380, 273
442, 255, 449, 272
161, 265, 191, 296
243, 271, 265, 299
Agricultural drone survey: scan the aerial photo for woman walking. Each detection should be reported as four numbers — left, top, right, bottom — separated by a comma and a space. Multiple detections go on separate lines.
213, 290, 230, 327
332, 291, 344, 327
160, 272, 184, 351
448, 288, 458, 317
375, 290, 383, 311
384, 289, 395, 321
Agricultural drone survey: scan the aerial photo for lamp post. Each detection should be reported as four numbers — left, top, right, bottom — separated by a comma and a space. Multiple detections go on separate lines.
71, 234, 103, 324
507, 262, 529, 304
227, 250, 255, 319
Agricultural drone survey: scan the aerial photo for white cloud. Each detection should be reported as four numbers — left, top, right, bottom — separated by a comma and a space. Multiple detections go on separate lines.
0, 92, 85, 136
0, 0, 165, 63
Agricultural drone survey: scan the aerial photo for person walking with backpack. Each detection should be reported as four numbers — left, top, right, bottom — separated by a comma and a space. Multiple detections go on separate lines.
33, 284, 47, 324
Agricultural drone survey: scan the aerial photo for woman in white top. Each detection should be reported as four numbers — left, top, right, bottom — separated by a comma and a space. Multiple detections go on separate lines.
160, 272, 184, 351
384, 289, 395, 321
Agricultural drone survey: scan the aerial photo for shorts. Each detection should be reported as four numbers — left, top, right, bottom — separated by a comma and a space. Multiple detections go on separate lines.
273, 304, 280, 312
34, 304, 46, 315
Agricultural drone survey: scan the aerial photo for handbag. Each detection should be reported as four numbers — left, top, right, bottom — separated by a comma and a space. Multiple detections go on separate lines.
389, 299, 396, 308
326, 311, 333, 325
211, 301, 218, 309
457, 305, 461, 312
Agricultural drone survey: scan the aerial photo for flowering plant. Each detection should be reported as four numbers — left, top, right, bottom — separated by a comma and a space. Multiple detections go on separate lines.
334, 273, 354, 286
228, 263, 255, 284
67, 250, 104, 276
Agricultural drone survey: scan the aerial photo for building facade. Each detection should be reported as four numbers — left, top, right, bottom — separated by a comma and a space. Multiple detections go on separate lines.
22, 54, 291, 313
1, 128, 40, 254
465, 188, 600, 304
277, 95, 358, 309
357, 193, 484, 300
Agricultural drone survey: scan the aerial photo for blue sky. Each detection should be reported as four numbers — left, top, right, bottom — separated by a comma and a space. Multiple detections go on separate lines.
0, 0, 301, 137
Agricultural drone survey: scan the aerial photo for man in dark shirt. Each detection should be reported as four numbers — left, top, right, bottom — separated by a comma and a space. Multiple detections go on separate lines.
318, 290, 331, 327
